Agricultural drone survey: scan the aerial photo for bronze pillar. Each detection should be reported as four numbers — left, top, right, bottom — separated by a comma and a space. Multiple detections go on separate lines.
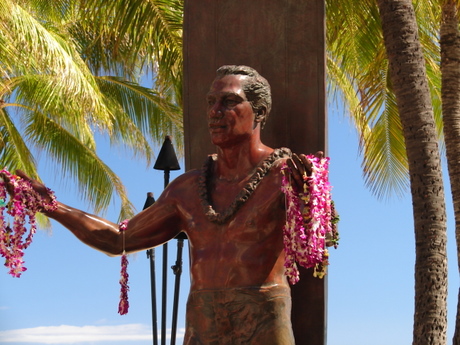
183, 1, 327, 343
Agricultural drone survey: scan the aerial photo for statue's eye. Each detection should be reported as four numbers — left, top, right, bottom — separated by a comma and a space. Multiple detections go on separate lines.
224, 99, 238, 107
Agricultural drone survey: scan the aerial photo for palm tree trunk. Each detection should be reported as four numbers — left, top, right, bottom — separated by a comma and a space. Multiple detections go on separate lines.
440, 1, 460, 344
377, 0, 448, 344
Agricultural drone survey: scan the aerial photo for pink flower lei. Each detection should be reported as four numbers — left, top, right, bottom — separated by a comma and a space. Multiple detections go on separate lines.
118, 219, 130, 315
0, 169, 57, 277
0, 170, 132, 315
281, 155, 339, 284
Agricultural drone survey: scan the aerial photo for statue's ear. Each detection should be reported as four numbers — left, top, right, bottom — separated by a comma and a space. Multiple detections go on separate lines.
254, 107, 266, 124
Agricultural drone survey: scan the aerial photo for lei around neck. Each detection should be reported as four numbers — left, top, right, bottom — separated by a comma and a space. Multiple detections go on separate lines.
199, 148, 292, 224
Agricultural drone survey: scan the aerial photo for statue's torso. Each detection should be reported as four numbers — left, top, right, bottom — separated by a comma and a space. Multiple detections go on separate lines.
172, 159, 288, 291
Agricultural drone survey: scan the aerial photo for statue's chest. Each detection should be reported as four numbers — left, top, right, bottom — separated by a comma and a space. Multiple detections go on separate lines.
210, 170, 281, 214
195, 175, 284, 240
210, 179, 251, 212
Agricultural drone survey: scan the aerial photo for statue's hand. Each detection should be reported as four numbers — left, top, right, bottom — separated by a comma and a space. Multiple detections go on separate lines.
286, 151, 323, 191
0, 170, 15, 197
1, 170, 54, 205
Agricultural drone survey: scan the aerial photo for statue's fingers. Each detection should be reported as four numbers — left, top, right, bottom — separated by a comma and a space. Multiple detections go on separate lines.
0, 172, 14, 195
14, 170, 48, 196
291, 154, 307, 177
0, 171, 8, 181
15, 169, 31, 181
298, 154, 313, 176
286, 158, 303, 187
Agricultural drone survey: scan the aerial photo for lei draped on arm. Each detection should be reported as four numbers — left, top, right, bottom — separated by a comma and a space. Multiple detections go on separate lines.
281, 155, 339, 284
0, 169, 133, 315
0, 170, 57, 277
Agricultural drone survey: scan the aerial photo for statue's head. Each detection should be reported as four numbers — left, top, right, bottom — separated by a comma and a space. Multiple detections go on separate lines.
215, 65, 272, 128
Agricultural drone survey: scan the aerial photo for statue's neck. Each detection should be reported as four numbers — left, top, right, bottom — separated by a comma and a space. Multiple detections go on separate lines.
214, 141, 273, 182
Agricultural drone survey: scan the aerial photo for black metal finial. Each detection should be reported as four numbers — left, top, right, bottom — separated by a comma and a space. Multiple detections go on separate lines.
143, 192, 155, 210
153, 136, 180, 171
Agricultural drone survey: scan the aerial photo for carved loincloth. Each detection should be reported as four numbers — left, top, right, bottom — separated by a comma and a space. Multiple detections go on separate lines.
183, 285, 295, 345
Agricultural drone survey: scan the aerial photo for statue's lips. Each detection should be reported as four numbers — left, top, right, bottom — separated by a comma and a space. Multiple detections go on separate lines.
208, 124, 227, 131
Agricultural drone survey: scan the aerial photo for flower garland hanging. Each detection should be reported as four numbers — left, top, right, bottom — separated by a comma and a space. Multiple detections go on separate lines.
0, 169, 132, 315
0, 169, 57, 277
118, 219, 130, 315
281, 155, 339, 285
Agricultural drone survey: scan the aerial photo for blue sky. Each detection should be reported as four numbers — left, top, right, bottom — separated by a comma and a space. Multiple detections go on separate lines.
0, 103, 457, 345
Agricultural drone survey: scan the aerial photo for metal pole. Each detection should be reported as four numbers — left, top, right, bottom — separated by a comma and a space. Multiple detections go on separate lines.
170, 238, 184, 345
160, 169, 170, 345
161, 243, 168, 345
147, 248, 159, 345
153, 136, 180, 345
143, 193, 158, 345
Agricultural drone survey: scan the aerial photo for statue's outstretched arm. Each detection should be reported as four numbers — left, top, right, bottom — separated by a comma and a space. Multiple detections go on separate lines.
3, 170, 182, 256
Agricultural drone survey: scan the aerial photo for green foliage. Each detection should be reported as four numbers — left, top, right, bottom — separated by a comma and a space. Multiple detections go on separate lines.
326, 0, 443, 199
0, 0, 447, 213
0, 0, 183, 220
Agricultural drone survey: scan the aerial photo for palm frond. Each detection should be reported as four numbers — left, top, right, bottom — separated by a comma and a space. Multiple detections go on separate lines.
75, 0, 184, 103
0, 1, 114, 127
326, 0, 442, 199
23, 109, 136, 220
0, 106, 37, 174
96, 76, 183, 155
360, 93, 409, 199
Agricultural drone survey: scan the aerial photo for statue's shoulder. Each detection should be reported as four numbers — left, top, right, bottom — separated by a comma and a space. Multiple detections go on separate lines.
274, 147, 292, 159
171, 169, 201, 185
249, 147, 290, 184
160, 169, 198, 195
270, 147, 292, 169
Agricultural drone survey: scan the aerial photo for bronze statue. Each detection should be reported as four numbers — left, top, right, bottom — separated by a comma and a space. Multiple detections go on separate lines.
8, 65, 320, 344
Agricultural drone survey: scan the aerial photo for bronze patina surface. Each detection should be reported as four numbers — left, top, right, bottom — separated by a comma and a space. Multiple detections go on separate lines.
183, 1, 326, 343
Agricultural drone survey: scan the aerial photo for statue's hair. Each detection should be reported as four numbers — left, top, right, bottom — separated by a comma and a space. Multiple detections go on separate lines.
215, 65, 272, 128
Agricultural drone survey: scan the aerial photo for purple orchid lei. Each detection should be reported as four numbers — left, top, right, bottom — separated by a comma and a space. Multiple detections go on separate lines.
281, 155, 338, 285
0, 169, 57, 277
118, 219, 130, 315
0, 170, 132, 315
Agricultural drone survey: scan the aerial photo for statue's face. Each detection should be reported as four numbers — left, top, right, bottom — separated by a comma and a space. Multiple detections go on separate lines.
206, 75, 255, 148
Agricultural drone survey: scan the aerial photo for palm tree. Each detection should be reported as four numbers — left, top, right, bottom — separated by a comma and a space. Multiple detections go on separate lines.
48, 1, 460, 344
440, 1, 460, 343
0, 0, 183, 220
326, 0, 443, 199
327, 0, 448, 343
379, 0, 448, 343
0, 0, 453, 342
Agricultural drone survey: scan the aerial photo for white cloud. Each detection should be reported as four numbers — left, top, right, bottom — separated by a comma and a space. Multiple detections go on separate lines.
0, 324, 185, 344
